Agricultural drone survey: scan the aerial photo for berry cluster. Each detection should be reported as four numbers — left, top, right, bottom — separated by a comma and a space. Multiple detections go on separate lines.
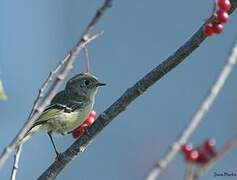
203, 0, 231, 36
72, 110, 96, 139
181, 139, 216, 164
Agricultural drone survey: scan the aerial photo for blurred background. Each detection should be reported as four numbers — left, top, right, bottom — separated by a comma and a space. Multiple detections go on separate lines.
0, 0, 237, 179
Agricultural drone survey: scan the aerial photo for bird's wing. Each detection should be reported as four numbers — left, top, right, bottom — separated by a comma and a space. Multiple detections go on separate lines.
30, 90, 87, 129
28, 104, 66, 132
50, 90, 85, 111
29, 90, 70, 129
37, 104, 66, 121
32, 101, 85, 126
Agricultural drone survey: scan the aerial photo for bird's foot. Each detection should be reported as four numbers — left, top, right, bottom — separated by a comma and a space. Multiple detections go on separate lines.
84, 126, 91, 137
55, 151, 63, 160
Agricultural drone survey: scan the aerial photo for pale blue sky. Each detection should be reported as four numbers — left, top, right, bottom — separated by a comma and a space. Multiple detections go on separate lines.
0, 0, 237, 180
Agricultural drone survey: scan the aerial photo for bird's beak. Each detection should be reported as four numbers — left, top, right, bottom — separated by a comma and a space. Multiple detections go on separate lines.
96, 82, 106, 87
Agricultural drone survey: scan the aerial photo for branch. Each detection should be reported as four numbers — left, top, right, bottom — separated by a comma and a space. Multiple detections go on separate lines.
83, 46, 91, 73
10, 146, 22, 180
185, 164, 194, 180
192, 136, 237, 179
146, 34, 237, 180
0, 0, 111, 169
37, 1, 237, 180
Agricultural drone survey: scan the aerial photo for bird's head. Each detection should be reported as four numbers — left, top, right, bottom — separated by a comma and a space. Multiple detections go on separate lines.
65, 73, 106, 100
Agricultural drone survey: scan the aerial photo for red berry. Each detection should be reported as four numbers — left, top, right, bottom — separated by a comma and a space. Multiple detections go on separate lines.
84, 110, 96, 125
204, 139, 215, 149
218, 0, 231, 12
72, 110, 96, 139
186, 150, 199, 162
72, 126, 86, 139
203, 139, 216, 156
203, 23, 215, 36
216, 10, 229, 23
81, 123, 89, 128
212, 22, 224, 33
82, 119, 91, 126
88, 116, 96, 124
181, 144, 193, 155
90, 110, 96, 118
196, 149, 209, 164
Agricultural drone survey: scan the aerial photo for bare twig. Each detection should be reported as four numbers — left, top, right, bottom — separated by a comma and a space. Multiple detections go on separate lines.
10, 145, 22, 180
8, 31, 102, 180
0, 0, 110, 169
192, 136, 237, 180
83, 46, 90, 73
37, 1, 237, 180
8, 56, 70, 180
185, 164, 194, 180
28, 54, 70, 119
146, 41, 237, 180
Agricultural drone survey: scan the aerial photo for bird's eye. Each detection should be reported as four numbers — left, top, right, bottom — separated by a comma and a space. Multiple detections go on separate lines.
84, 80, 90, 86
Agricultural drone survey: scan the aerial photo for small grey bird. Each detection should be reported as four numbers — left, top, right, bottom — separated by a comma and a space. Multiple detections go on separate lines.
20, 73, 105, 155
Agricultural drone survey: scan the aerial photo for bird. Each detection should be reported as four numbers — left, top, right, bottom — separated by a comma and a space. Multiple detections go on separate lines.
19, 73, 105, 155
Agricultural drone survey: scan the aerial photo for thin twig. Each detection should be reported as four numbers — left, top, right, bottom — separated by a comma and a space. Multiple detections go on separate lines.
0, 0, 109, 169
37, 1, 237, 180
7, 32, 101, 180
28, 54, 70, 118
192, 136, 237, 180
146, 40, 237, 179
8, 56, 70, 180
185, 164, 194, 180
10, 145, 22, 180
83, 46, 90, 73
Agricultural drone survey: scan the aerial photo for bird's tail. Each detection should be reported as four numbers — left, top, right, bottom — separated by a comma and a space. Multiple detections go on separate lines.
17, 125, 42, 147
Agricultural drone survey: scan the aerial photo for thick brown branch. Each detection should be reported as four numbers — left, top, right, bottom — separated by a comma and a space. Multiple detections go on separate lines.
38, 1, 237, 179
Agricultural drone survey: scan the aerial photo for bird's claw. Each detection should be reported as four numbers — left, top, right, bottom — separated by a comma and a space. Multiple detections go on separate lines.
84, 126, 91, 137
55, 151, 63, 160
